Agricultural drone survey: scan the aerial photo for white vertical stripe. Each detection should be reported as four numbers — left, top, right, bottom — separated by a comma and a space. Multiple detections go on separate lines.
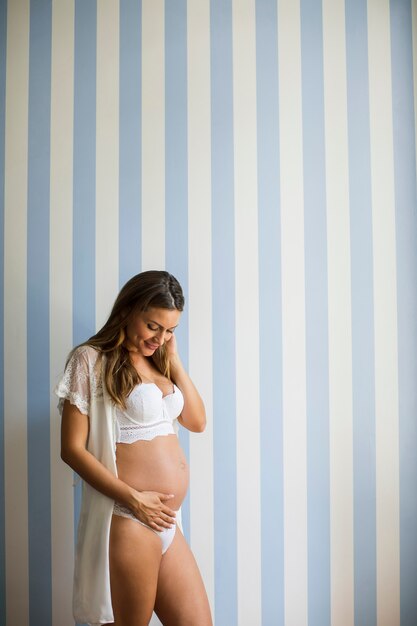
232, 1, 261, 624
49, 1, 75, 624
277, 1, 307, 624
4, 1, 30, 624
412, 0, 417, 183
141, 0, 165, 270
140, 5, 165, 624
367, 2, 400, 625
187, 0, 215, 616
322, 2, 355, 625
96, 0, 120, 327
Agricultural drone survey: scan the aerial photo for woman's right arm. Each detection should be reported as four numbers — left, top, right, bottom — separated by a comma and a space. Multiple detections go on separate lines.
61, 398, 133, 504
60, 399, 176, 530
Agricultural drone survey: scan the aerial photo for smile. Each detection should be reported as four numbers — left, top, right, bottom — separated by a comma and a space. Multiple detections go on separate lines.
145, 341, 159, 350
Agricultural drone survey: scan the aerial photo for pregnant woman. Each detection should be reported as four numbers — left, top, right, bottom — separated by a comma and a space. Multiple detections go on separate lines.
55, 270, 213, 626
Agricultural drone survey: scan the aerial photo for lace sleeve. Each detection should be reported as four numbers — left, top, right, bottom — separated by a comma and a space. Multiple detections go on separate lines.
54, 346, 95, 416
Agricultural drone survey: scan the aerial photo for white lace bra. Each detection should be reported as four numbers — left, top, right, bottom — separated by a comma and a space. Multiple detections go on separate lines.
114, 382, 184, 443
54, 345, 184, 444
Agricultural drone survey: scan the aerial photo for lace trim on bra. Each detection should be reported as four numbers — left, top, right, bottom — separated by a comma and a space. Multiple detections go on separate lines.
116, 419, 176, 443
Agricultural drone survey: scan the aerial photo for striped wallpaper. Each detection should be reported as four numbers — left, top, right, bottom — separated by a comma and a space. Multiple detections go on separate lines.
1, 0, 417, 625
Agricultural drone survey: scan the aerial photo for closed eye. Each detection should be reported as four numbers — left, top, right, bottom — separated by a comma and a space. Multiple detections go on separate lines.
147, 322, 177, 333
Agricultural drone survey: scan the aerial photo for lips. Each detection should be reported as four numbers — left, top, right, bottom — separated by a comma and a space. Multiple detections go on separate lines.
145, 341, 159, 350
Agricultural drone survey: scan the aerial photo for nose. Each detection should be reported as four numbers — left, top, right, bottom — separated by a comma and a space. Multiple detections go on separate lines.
153, 329, 167, 345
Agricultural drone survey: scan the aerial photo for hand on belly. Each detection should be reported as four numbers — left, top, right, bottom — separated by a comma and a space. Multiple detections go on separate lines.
116, 434, 190, 511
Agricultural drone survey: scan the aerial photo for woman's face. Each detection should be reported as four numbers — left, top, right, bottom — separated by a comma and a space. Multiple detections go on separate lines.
124, 306, 181, 356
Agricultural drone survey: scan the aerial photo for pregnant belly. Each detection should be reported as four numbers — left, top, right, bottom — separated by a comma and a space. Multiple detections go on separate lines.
115, 434, 189, 511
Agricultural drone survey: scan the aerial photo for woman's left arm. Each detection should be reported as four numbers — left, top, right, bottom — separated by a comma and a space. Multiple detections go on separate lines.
166, 336, 206, 433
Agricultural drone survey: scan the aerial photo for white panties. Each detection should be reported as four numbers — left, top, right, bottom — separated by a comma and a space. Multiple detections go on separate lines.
112, 502, 177, 554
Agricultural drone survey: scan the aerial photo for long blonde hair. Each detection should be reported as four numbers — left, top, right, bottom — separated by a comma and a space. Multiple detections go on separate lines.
70, 270, 184, 409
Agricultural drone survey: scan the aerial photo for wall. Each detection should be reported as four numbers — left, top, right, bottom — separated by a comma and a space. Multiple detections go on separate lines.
1, 0, 417, 625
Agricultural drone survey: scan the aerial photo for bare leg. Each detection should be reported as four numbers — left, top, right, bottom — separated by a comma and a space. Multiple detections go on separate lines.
154, 526, 212, 626
109, 515, 163, 626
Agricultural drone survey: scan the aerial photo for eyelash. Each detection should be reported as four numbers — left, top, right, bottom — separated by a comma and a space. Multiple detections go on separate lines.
147, 324, 174, 334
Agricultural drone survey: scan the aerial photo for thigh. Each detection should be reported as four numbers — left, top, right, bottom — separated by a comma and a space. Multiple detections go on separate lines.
109, 514, 163, 626
154, 526, 212, 626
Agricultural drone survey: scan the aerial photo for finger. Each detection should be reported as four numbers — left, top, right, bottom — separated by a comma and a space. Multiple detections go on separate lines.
150, 517, 174, 531
158, 493, 175, 501
156, 511, 176, 524
159, 520, 175, 530
158, 502, 176, 514
149, 520, 165, 531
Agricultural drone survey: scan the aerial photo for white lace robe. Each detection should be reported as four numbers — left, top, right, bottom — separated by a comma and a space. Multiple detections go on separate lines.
55, 345, 183, 625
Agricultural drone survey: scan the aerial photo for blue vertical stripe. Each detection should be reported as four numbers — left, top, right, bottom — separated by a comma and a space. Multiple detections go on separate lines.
345, 2, 377, 625
0, 1, 6, 623
73, 5, 96, 624
390, 2, 417, 624
255, 1, 284, 624
119, 0, 142, 286
73, 0, 96, 346
300, 2, 331, 625
210, 0, 238, 623
165, 0, 190, 540
27, 0, 52, 624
